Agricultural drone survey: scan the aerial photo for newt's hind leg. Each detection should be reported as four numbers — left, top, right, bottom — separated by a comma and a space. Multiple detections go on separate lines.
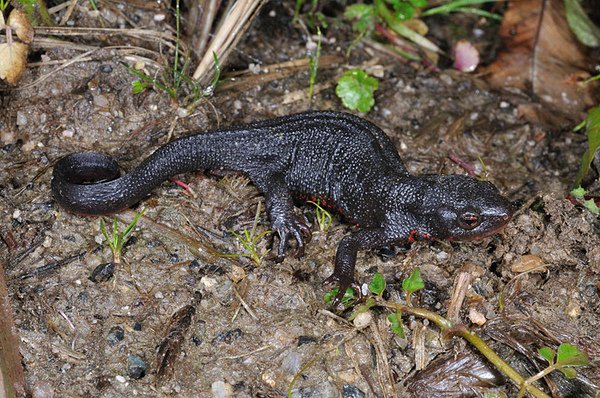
249, 173, 311, 260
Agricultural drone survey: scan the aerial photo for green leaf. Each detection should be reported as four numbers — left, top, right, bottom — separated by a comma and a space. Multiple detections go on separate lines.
387, 312, 405, 338
375, 0, 440, 52
574, 106, 600, 187
386, 0, 415, 20
583, 199, 600, 214
402, 267, 425, 295
408, 0, 428, 7
336, 69, 379, 113
570, 186, 586, 198
132, 80, 148, 94
538, 346, 555, 364
559, 367, 578, 379
564, 0, 600, 47
556, 343, 589, 367
349, 297, 376, 321
344, 4, 376, 34
323, 287, 357, 306
369, 272, 386, 295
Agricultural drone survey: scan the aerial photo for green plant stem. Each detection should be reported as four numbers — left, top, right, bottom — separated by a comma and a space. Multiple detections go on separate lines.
36, 0, 52, 25
374, 0, 440, 53
384, 302, 551, 398
421, 0, 498, 16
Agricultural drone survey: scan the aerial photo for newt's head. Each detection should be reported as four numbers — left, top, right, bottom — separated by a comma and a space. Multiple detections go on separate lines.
419, 175, 514, 241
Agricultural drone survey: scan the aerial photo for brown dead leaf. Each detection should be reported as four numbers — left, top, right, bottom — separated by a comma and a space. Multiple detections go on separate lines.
486, 0, 598, 122
0, 42, 29, 85
8, 9, 34, 44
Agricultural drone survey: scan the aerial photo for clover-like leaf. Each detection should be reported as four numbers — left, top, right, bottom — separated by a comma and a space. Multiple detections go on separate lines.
336, 69, 379, 113
402, 267, 425, 296
368, 272, 386, 295
344, 4, 376, 34
538, 346, 555, 364
556, 343, 589, 367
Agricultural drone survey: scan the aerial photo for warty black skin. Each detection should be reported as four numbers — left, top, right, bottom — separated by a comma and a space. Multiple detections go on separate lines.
52, 111, 514, 299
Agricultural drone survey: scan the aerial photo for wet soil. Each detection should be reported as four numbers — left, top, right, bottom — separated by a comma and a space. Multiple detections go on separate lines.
0, 2, 598, 397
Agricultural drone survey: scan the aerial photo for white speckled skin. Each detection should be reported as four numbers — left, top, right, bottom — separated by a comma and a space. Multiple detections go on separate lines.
52, 111, 513, 297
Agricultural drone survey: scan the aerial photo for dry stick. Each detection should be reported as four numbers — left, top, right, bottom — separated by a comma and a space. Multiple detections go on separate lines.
0, 260, 26, 397
192, 0, 267, 82
193, 0, 220, 58
59, 0, 78, 26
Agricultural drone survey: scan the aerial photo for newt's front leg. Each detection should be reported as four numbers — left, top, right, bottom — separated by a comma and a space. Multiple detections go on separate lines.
249, 173, 311, 260
325, 228, 394, 304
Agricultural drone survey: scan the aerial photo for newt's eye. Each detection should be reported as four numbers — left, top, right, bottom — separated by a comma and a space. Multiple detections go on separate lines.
458, 212, 481, 230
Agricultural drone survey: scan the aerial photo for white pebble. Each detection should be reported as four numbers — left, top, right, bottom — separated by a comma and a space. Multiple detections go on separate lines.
16, 111, 27, 126
115, 375, 126, 383
211, 380, 233, 398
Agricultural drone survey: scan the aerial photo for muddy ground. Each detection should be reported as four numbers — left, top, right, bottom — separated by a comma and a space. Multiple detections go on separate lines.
0, 1, 599, 397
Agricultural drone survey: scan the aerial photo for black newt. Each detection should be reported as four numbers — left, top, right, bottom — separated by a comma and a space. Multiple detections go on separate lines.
52, 111, 514, 300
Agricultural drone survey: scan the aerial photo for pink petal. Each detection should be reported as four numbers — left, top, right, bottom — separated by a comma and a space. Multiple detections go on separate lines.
453, 39, 480, 72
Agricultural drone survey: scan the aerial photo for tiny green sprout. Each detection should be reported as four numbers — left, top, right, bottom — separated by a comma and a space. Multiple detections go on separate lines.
402, 267, 424, 305
0, 0, 11, 12
308, 199, 332, 232
307, 27, 322, 101
574, 105, 600, 187
323, 287, 357, 306
519, 343, 589, 397
132, 80, 150, 94
336, 69, 379, 113
570, 186, 586, 199
230, 228, 271, 266
368, 272, 386, 296
344, 3, 377, 34
100, 208, 146, 264
583, 199, 600, 214
387, 311, 404, 338
569, 187, 600, 215
385, 0, 428, 21
226, 202, 271, 266
201, 52, 221, 97
349, 297, 377, 321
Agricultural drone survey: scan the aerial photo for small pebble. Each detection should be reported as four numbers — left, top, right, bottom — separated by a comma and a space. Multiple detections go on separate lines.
62, 129, 74, 138
468, 307, 487, 326
99, 64, 113, 73
106, 325, 125, 346
127, 354, 147, 379
16, 111, 27, 126
93, 95, 109, 108
32, 380, 54, 398
89, 262, 115, 283
115, 375, 126, 383
353, 311, 372, 329
297, 335, 317, 347
12, 209, 20, 219
511, 254, 546, 273
154, 291, 164, 299
343, 384, 366, 398
154, 13, 166, 22
211, 380, 234, 398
